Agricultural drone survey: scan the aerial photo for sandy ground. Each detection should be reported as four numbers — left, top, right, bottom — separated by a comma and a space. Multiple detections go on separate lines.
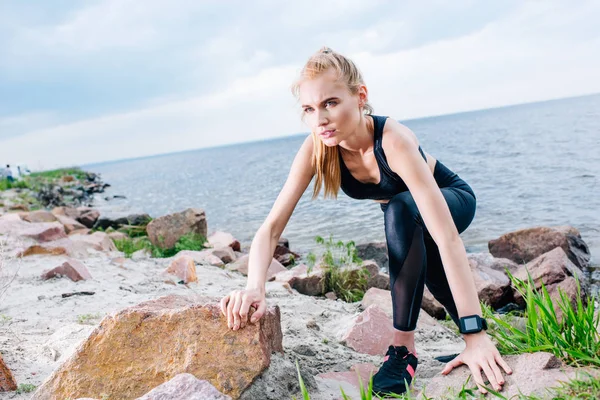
0, 224, 470, 400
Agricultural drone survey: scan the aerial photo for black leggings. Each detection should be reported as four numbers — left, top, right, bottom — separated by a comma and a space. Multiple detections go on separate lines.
380, 161, 476, 331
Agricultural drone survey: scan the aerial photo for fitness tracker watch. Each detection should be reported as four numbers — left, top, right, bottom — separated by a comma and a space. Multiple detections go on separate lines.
458, 314, 488, 334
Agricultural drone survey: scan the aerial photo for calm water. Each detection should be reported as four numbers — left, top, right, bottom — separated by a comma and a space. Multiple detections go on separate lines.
86, 94, 600, 289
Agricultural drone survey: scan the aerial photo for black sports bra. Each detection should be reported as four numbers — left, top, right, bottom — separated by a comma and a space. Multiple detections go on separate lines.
338, 114, 427, 200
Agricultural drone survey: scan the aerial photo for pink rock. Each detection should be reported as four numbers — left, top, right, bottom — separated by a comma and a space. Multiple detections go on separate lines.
340, 305, 397, 356
55, 215, 87, 234
77, 210, 100, 228
210, 247, 236, 264
467, 253, 519, 274
513, 248, 587, 304
468, 255, 511, 308
70, 231, 117, 252
424, 352, 590, 399
422, 287, 447, 320
51, 206, 82, 220
41, 259, 92, 282
207, 231, 241, 252
315, 363, 379, 398
165, 255, 198, 284
21, 222, 67, 242
272, 264, 309, 284
146, 208, 207, 250
227, 254, 287, 281
175, 250, 224, 267
20, 210, 57, 223
488, 226, 591, 269
137, 373, 231, 400
68, 228, 91, 236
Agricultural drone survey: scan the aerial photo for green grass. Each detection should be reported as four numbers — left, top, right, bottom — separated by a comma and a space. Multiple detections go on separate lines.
28, 167, 88, 180
483, 270, 600, 367
0, 178, 30, 191
293, 264, 600, 399
16, 383, 37, 394
113, 232, 208, 258
306, 234, 368, 302
77, 312, 103, 325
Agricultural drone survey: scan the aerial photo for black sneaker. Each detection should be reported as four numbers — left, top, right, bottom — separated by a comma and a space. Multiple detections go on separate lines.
371, 345, 418, 397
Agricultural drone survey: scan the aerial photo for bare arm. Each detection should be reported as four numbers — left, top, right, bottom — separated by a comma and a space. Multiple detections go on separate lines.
246, 134, 315, 294
382, 120, 481, 318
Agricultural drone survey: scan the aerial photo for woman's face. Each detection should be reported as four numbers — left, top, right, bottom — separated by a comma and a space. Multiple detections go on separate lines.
299, 69, 366, 147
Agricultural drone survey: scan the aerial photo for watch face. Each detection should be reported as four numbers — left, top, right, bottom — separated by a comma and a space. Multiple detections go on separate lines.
464, 317, 479, 331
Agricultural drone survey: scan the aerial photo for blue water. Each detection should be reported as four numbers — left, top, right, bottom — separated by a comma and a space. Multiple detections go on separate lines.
86, 93, 600, 280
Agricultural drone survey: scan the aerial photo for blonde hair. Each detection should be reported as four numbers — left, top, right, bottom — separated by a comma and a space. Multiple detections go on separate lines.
290, 47, 373, 200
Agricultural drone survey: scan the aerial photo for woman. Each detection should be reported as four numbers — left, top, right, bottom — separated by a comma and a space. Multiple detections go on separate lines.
220, 47, 512, 396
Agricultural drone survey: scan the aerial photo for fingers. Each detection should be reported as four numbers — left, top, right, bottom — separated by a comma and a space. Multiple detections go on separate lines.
495, 353, 513, 375
231, 294, 242, 330
489, 357, 506, 387
480, 361, 501, 392
250, 296, 267, 323
220, 295, 230, 317
226, 291, 236, 329
469, 365, 488, 394
441, 355, 463, 375
239, 293, 252, 329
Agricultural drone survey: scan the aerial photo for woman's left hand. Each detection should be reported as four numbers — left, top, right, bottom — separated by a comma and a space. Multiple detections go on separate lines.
440, 331, 513, 394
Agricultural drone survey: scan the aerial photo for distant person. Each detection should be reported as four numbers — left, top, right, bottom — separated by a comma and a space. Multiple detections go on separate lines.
220, 47, 512, 397
5, 164, 14, 183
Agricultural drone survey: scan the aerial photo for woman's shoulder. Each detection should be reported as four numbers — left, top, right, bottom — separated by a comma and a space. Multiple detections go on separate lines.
380, 116, 420, 152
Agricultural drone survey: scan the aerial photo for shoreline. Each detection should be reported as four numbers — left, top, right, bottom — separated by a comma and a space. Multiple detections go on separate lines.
1, 168, 599, 399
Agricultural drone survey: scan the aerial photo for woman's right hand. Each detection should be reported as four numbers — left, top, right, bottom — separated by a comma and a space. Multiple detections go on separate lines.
220, 288, 267, 330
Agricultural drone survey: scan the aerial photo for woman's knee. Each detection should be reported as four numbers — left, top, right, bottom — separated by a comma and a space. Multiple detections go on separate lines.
384, 191, 422, 225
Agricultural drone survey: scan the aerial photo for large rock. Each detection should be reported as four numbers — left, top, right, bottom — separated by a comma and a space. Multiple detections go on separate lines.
77, 210, 100, 228
41, 259, 92, 282
207, 231, 241, 252
340, 305, 397, 356
51, 206, 82, 220
362, 260, 390, 290
467, 255, 512, 308
421, 287, 447, 320
227, 254, 287, 282
164, 255, 198, 284
70, 232, 118, 252
352, 288, 455, 356
20, 221, 67, 242
545, 276, 583, 322
467, 253, 519, 274
273, 243, 300, 267
355, 242, 388, 271
315, 363, 379, 398
424, 352, 592, 399
55, 215, 87, 234
488, 226, 591, 269
137, 373, 231, 400
20, 210, 57, 223
31, 294, 283, 400
0, 352, 17, 391
146, 208, 207, 249
174, 250, 225, 267
513, 247, 587, 300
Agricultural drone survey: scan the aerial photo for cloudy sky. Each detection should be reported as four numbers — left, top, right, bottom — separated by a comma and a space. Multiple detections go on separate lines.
1, 0, 599, 171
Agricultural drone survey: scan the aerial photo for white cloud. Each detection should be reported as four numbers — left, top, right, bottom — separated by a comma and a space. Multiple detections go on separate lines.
1, 0, 599, 170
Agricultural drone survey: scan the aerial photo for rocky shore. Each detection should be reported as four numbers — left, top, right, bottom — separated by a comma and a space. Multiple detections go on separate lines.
0, 169, 598, 399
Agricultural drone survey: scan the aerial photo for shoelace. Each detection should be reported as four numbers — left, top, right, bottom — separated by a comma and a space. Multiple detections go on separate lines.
379, 347, 412, 380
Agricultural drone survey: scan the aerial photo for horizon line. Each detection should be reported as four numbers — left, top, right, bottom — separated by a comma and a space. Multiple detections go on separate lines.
74, 90, 598, 171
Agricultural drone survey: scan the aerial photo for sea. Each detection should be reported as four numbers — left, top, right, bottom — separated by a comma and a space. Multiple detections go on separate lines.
85, 93, 600, 293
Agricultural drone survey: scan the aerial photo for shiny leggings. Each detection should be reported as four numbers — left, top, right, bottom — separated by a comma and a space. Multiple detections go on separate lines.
380, 161, 476, 331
